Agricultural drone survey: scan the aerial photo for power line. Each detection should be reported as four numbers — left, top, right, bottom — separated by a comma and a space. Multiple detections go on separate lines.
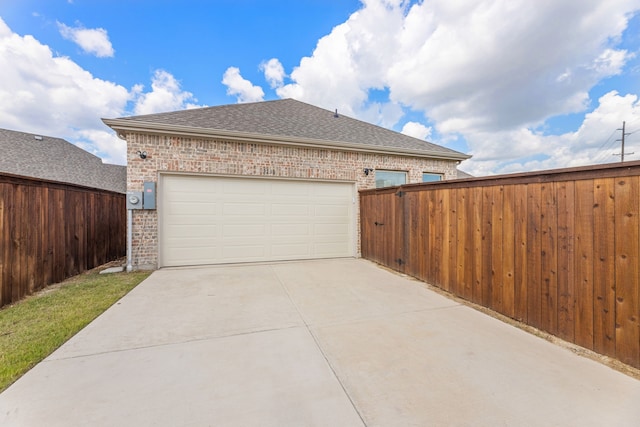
614, 121, 634, 162
592, 128, 620, 163
625, 116, 640, 129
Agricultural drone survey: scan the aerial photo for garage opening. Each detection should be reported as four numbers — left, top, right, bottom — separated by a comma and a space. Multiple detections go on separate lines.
159, 174, 355, 267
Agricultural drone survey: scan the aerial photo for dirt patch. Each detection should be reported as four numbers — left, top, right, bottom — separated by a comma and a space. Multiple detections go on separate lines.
30, 258, 128, 297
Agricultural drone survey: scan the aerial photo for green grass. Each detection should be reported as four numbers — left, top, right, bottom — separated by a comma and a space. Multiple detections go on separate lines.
0, 269, 151, 392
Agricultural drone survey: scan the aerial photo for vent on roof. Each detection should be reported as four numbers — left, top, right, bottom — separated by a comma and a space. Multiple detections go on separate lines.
334, 109, 339, 118
34, 135, 43, 141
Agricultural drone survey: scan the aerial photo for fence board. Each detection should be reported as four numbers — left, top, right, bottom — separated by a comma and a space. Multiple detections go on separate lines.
429, 190, 444, 287
502, 185, 516, 318
419, 191, 430, 281
462, 188, 474, 300
454, 190, 465, 297
491, 186, 504, 313
441, 190, 452, 292
360, 192, 374, 260
514, 184, 528, 322
0, 174, 126, 307
541, 183, 558, 335
447, 189, 458, 293
614, 176, 640, 367
360, 160, 640, 369
13, 184, 27, 302
481, 188, 493, 306
527, 184, 542, 329
406, 192, 423, 279
472, 186, 483, 305
0, 183, 10, 306
574, 179, 595, 350
593, 178, 616, 357
557, 181, 576, 342
26, 186, 37, 294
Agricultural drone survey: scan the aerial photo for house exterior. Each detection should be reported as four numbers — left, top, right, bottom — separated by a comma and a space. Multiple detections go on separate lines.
0, 128, 126, 194
103, 99, 470, 269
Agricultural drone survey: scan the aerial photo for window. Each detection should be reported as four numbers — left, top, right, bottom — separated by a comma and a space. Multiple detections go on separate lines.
422, 173, 443, 182
375, 170, 407, 188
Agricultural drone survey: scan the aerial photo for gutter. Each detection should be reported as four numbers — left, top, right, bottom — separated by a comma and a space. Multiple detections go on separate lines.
102, 118, 472, 162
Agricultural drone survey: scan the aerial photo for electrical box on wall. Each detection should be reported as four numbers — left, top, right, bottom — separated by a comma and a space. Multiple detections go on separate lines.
143, 182, 156, 210
127, 191, 143, 210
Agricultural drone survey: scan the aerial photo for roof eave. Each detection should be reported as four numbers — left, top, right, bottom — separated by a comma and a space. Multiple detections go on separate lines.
102, 119, 472, 161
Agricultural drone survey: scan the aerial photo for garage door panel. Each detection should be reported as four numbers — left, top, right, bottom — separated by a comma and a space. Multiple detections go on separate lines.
271, 244, 311, 257
223, 224, 266, 238
315, 204, 350, 216
271, 204, 309, 216
315, 242, 350, 255
167, 224, 219, 236
167, 191, 220, 202
271, 180, 310, 194
167, 202, 219, 215
167, 214, 220, 225
167, 240, 219, 250
223, 203, 267, 215
315, 183, 350, 195
271, 223, 310, 236
160, 175, 354, 267
223, 245, 266, 259
224, 179, 269, 195
314, 223, 349, 235
164, 246, 223, 262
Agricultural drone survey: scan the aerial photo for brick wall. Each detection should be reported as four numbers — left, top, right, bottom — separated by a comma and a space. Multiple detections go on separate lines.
127, 132, 460, 269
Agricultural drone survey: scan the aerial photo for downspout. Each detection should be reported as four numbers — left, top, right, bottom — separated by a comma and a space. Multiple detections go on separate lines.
126, 208, 133, 272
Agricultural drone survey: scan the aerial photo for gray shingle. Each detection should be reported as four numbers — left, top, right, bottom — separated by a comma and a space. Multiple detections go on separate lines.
0, 128, 126, 193
456, 169, 474, 179
113, 99, 469, 159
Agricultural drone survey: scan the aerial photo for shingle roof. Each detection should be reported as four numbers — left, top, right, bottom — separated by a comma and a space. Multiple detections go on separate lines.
0, 128, 126, 193
105, 99, 470, 160
457, 169, 474, 179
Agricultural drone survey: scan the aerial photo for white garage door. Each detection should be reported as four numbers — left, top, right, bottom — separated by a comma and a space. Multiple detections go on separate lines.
159, 174, 355, 267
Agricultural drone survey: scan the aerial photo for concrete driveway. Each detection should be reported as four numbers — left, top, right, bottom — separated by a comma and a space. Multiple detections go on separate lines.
1, 259, 639, 426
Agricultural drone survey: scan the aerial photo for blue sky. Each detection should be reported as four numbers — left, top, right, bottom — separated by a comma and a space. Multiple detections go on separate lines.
1, 0, 639, 176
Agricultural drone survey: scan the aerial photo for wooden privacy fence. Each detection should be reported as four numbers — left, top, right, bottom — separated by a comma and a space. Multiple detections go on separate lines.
360, 161, 640, 369
0, 173, 126, 307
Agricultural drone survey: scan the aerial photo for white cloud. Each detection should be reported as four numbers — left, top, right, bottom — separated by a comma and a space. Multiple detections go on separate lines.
275, 1, 407, 126
222, 67, 265, 103
252, 0, 639, 174
74, 129, 126, 165
0, 17, 128, 137
260, 58, 285, 88
386, 0, 636, 135
401, 122, 432, 140
462, 91, 640, 175
0, 18, 203, 165
133, 70, 202, 115
57, 21, 114, 58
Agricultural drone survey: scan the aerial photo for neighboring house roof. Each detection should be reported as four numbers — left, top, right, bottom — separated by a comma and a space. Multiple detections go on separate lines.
0, 128, 126, 193
104, 99, 471, 161
457, 169, 474, 179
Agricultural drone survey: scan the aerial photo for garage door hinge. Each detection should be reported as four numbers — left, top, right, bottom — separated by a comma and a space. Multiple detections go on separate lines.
396, 191, 405, 197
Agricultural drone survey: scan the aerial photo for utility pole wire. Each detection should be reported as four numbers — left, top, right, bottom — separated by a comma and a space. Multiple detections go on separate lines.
592, 128, 621, 164
615, 121, 633, 162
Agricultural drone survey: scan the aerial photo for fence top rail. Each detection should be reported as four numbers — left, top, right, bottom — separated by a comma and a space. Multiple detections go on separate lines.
0, 172, 124, 196
359, 160, 640, 195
